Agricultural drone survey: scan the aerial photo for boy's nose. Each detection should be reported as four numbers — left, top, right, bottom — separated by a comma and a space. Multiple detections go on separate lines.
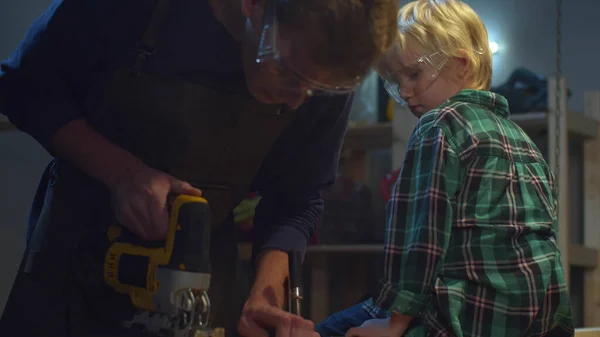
400, 89, 414, 102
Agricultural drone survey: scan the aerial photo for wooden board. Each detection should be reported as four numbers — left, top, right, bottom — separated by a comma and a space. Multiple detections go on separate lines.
576, 328, 600, 337
343, 122, 393, 151
583, 250, 600, 326
582, 93, 600, 327
341, 110, 600, 154
510, 110, 598, 140
238, 243, 597, 267
0, 115, 16, 132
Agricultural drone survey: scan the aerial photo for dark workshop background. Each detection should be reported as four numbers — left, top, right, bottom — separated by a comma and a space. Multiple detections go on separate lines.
0, 0, 598, 321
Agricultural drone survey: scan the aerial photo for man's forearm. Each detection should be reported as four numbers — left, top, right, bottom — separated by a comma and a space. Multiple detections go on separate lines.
52, 118, 145, 187
250, 249, 289, 308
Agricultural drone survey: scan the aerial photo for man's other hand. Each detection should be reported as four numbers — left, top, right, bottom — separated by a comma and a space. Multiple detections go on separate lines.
238, 298, 319, 337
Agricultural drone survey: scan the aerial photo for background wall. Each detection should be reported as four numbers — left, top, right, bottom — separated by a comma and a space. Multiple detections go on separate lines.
465, 0, 599, 112
0, 0, 54, 315
0, 0, 598, 317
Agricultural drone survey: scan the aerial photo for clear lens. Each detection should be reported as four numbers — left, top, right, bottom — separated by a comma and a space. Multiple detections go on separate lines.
255, 0, 363, 95
282, 59, 362, 94
383, 80, 406, 105
255, 0, 278, 64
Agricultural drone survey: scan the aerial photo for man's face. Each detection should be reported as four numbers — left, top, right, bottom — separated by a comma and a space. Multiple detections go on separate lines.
240, 0, 358, 109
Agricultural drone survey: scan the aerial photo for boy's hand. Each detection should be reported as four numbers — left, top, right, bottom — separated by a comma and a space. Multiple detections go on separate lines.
346, 318, 407, 337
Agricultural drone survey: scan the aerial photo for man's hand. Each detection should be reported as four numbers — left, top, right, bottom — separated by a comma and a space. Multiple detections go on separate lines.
51, 118, 202, 241
238, 297, 319, 337
109, 164, 202, 240
239, 250, 318, 337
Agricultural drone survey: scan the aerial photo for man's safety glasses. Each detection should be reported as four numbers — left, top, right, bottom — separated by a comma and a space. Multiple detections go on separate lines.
255, 0, 364, 95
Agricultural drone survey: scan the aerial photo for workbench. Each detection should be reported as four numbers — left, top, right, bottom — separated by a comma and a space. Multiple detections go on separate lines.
576, 328, 600, 337
0, 115, 15, 132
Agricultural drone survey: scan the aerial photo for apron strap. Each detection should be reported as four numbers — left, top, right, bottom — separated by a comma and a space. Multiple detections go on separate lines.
131, 0, 171, 74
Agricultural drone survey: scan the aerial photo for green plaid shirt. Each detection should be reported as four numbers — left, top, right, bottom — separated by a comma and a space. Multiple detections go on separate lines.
364, 90, 574, 337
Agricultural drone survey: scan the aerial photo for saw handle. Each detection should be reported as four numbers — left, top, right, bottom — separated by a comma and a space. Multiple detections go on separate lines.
110, 195, 211, 274
166, 195, 212, 274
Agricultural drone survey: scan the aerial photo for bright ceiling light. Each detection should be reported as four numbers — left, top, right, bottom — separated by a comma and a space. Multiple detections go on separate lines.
489, 41, 499, 54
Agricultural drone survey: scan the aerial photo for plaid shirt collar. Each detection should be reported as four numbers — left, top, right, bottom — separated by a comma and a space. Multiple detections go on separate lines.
444, 89, 510, 118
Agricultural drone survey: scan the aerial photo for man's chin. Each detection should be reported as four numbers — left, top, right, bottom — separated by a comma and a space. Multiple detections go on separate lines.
247, 84, 276, 104
248, 83, 307, 109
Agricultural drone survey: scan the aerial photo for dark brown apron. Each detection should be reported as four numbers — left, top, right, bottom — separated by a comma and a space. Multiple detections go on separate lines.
0, 1, 296, 336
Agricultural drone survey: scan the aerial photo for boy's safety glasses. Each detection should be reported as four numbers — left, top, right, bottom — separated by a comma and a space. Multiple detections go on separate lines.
377, 51, 450, 105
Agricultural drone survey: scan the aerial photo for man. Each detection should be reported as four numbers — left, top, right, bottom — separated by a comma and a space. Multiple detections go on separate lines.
0, 0, 398, 336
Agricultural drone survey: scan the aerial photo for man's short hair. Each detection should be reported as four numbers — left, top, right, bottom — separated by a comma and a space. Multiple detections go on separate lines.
276, 0, 399, 84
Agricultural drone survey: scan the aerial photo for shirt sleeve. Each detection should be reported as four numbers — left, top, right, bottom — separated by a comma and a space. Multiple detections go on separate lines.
0, 0, 104, 153
251, 94, 353, 261
372, 125, 461, 317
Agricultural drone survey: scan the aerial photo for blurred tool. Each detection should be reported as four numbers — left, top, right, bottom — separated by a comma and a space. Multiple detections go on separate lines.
287, 250, 303, 316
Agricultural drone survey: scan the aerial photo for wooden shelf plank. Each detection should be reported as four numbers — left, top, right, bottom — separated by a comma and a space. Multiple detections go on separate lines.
239, 243, 598, 268
0, 123, 16, 132
4, 111, 592, 138
342, 110, 598, 153
238, 243, 386, 261
570, 244, 599, 269
510, 111, 598, 140
583, 249, 600, 326
306, 244, 384, 254
343, 122, 392, 150
0, 115, 16, 132
575, 328, 600, 337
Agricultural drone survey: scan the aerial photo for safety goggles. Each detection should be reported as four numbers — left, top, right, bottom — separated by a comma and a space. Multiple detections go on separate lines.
255, 0, 364, 96
377, 51, 449, 105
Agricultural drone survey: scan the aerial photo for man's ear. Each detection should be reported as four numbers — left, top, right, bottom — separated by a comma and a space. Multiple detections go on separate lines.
241, 0, 252, 17
241, 0, 262, 17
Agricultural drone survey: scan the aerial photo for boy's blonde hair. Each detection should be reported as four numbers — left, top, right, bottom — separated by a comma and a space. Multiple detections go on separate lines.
397, 0, 492, 90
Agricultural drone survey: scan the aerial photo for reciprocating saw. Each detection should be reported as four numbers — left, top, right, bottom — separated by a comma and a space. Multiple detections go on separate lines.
103, 195, 223, 337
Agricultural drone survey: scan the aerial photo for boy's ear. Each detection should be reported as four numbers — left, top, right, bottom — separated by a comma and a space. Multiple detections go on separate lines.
455, 49, 471, 80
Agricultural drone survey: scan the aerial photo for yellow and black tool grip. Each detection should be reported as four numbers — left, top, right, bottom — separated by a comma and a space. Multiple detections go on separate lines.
166, 195, 212, 274
105, 195, 212, 294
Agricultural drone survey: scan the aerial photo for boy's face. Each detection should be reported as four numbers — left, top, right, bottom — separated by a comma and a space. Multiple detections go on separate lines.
388, 40, 469, 118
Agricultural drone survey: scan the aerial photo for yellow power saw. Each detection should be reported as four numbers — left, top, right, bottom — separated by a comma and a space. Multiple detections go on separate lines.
103, 195, 223, 337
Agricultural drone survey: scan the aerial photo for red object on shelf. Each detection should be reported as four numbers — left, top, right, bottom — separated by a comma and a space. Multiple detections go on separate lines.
310, 217, 320, 244
379, 169, 401, 203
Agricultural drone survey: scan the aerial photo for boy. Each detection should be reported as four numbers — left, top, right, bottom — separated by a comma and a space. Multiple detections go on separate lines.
317, 1, 574, 336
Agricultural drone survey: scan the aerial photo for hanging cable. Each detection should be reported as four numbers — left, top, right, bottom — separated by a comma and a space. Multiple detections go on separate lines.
554, 0, 563, 210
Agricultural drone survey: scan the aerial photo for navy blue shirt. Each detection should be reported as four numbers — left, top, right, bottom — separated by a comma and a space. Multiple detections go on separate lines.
0, 0, 352, 258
